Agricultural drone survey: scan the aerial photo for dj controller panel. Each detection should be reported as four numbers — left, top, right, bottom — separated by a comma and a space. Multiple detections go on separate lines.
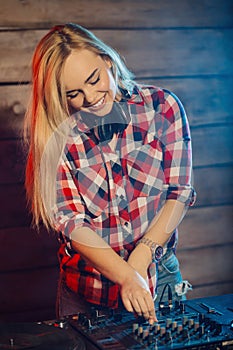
0, 294, 232, 349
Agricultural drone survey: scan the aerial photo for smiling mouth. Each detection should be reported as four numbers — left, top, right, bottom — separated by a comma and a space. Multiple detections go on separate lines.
88, 95, 109, 112
88, 95, 106, 111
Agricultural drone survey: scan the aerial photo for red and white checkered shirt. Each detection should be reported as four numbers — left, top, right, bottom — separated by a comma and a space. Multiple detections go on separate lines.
52, 85, 195, 308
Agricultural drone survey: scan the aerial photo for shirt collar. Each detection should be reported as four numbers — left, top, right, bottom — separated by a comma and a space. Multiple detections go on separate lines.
120, 84, 144, 104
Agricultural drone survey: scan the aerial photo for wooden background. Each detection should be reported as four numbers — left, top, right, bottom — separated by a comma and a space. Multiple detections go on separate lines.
0, 0, 232, 322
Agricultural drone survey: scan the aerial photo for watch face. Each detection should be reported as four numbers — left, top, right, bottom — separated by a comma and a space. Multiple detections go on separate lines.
155, 246, 163, 260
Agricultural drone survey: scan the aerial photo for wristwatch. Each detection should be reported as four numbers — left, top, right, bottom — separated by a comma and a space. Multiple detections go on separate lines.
136, 237, 164, 262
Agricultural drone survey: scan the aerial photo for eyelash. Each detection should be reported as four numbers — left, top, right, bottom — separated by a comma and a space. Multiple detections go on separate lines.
90, 75, 100, 85
67, 91, 79, 99
67, 75, 100, 99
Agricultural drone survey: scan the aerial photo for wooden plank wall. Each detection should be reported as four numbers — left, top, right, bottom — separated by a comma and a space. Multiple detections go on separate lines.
0, 0, 232, 322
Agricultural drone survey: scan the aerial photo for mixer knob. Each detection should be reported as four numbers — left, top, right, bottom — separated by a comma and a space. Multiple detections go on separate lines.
204, 316, 211, 326
149, 324, 154, 332
199, 313, 205, 324
143, 327, 149, 340
182, 315, 188, 326
148, 332, 154, 344
165, 330, 172, 343
194, 321, 200, 332
199, 325, 205, 338
166, 318, 172, 328
160, 326, 166, 337
177, 323, 183, 334
138, 325, 144, 338
214, 323, 222, 335
132, 323, 139, 334
172, 320, 177, 331
154, 323, 160, 334
209, 319, 216, 331
182, 328, 189, 340
188, 318, 194, 328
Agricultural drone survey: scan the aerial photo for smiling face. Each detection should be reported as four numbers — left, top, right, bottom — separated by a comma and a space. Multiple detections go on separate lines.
63, 49, 118, 117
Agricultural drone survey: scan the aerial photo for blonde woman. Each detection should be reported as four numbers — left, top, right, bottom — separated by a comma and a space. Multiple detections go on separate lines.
24, 23, 195, 323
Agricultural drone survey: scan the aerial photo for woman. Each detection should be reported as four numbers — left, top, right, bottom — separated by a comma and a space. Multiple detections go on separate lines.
24, 23, 195, 324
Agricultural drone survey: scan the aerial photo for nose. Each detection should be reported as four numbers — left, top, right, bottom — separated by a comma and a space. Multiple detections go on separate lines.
83, 87, 96, 105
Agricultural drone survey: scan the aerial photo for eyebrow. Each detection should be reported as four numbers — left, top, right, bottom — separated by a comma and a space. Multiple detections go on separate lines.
66, 68, 99, 94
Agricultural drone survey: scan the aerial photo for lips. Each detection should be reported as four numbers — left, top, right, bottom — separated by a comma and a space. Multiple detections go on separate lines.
88, 95, 105, 111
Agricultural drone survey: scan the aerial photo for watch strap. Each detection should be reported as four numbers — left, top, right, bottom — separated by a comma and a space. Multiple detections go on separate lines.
136, 237, 163, 262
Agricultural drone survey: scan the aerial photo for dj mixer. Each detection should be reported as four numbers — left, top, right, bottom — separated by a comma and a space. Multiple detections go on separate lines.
0, 294, 232, 349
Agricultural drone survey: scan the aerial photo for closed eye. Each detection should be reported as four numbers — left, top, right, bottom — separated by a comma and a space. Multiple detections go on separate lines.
66, 71, 100, 99
90, 75, 100, 85
66, 90, 80, 99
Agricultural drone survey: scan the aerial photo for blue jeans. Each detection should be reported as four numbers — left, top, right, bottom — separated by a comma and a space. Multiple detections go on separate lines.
156, 249, 189, 305
56, 249, 191, 318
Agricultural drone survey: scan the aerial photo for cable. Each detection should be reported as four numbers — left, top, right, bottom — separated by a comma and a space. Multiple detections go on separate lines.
158, 283, 173, 314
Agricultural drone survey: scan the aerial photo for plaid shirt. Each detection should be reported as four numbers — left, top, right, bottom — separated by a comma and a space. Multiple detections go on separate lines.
53, 85, 195, 308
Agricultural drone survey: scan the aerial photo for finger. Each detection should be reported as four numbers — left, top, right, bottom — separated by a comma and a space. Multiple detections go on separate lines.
125, 298, 151, 322
149, 315, 157, 325
140, 291, 157, 322
148, 307, 158, 324
122, 297, 134, 313
131, 294, 152, 320
143, 292, 156, 316
131, 298, 143, 317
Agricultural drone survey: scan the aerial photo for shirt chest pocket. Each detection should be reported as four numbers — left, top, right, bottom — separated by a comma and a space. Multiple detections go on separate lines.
72, 164, 109, 217
125, 140, 164, 199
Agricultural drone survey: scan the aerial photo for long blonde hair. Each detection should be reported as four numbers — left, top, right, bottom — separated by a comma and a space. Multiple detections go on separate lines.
24, 23, 135, 229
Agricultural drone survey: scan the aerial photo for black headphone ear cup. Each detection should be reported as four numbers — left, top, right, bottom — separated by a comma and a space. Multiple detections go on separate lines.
97, 122, 112, 143
80, 101, 129, 144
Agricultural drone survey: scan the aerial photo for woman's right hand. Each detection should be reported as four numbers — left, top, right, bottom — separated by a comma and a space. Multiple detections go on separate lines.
70, 228, 157, 323
119, 269, 157, 324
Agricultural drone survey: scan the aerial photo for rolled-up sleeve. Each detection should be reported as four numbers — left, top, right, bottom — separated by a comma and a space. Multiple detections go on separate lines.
159, 89, 196, 206
52, 158, 93, 241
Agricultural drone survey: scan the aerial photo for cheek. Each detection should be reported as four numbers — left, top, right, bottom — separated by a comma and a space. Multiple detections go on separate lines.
106, 70, 117, 97
68, 99, 81, 111
99, 69, 117, 97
